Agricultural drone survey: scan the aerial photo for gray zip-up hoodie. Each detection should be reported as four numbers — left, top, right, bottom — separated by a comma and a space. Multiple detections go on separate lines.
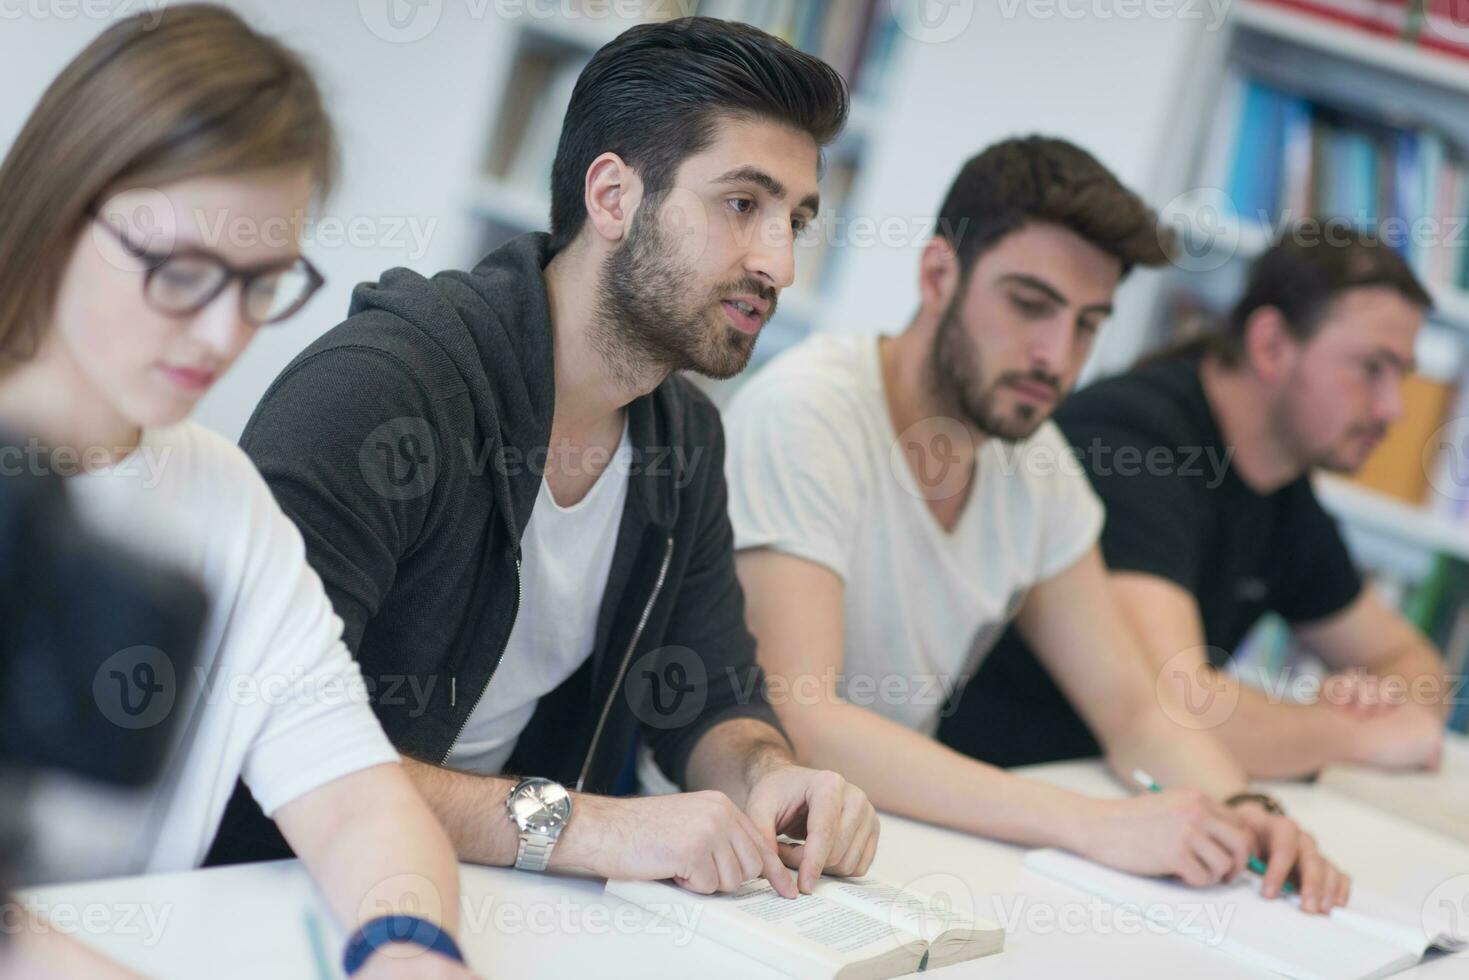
205, 232, 783, 864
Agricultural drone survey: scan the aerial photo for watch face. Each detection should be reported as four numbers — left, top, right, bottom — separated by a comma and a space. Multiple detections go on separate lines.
509, 778, 572, 835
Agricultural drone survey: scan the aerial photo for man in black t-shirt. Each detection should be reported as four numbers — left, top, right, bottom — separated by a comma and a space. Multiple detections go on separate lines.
942, 229, 1450, 779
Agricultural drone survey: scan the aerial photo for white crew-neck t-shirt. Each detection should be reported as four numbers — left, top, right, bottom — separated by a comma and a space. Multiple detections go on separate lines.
445, 419, 633, 775
723, 333, 1105, 736
64, 421, 398, 872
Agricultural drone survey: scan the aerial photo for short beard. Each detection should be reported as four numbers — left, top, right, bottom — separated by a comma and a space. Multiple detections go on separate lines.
593, 198, 760, 387
1272, 382, 1383, 475
930, 294, 1057, 443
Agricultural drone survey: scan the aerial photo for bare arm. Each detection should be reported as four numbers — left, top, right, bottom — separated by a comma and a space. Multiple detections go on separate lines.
394, 756, 677, 879
1294, 588, 1448, 719
1111, 573, 1442, 778
1014, 547, 1250, 799
274, 763, 465, 945
735, 547, 1274, 879
400, 719, 878, 899
0, 912, 141, 980
738, 546, 1350, 911
396, 758, 521, 867
737, 547, 1118, 848
396, 746, 788, 876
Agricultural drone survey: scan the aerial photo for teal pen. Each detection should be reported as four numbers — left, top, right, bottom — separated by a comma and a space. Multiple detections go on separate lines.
1130, 769, 1297, 896
302, 909, 335, 980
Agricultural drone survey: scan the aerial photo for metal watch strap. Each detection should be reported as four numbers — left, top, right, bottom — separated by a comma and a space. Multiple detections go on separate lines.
1225, 791, 1286, 817
514, 834, 556, 872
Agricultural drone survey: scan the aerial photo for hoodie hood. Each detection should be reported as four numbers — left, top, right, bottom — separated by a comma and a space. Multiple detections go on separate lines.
344, 232, 684, 537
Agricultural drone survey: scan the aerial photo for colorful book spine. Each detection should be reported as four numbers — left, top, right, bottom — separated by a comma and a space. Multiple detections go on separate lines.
1220, 79, 1469, 303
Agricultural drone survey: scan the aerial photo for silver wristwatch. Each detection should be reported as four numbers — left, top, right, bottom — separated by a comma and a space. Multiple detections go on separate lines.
505, 777, 572, 872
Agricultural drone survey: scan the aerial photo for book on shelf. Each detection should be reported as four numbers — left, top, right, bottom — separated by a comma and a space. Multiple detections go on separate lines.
692, 0, 899, 96
503, 60, 582, 193
606, 871, 1005, 979
476, 0, 898, 259
1024, 847, 1468, 980
1396, 552, 1469, 732
1212, 76, 1469, 298
790, 155, 856, 300
1350, 371, 1457, 506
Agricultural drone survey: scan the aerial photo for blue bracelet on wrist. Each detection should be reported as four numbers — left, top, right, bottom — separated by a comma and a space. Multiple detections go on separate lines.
341, 914, 464, 976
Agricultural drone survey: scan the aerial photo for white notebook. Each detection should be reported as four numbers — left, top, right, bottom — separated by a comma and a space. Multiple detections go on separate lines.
606, 872, 1004, 979
1024, 848, 1467, 980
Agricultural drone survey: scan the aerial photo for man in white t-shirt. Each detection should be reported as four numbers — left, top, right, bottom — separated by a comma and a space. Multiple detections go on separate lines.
726, 136, 1350, 914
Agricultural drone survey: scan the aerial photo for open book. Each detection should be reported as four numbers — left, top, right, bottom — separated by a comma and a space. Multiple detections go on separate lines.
1024, 848, 1467, 980
606, 872, 1004, 979
1316, 737, 1469, 845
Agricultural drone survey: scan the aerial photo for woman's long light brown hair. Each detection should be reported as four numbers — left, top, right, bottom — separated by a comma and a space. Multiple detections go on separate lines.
0, 3, 337, 363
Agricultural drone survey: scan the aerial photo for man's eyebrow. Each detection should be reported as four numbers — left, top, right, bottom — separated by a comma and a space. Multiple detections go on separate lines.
710, 166, 821, 217
998, 273, 1114, 317
1372, 345, 1416, 373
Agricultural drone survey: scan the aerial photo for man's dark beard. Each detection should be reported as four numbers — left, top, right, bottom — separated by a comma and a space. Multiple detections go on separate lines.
930, 294, 1061, 443
594, 200, 765, 385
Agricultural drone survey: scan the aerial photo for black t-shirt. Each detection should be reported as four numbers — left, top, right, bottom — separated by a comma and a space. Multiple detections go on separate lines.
938, 352, 1364, 767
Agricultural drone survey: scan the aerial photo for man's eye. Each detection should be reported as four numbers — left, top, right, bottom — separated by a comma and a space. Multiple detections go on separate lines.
1362, 360, 1384, 379
727, 198, 755, 216
1011, 295, 1050, 317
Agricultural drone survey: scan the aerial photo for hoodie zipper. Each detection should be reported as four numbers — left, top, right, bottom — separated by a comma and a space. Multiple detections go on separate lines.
441, 548, 522, 764
575, 533, 675, 792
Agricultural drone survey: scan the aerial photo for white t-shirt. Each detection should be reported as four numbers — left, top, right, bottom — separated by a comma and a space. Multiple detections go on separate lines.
445, 420, 632, 775
724, 333, 1105, 736
65, 421, 399, 872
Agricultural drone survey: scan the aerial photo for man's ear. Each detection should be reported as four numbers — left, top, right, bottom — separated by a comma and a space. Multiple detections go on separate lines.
919, 236, 962, 318
584, 152, 642, 244
1242, 305, 1297, 383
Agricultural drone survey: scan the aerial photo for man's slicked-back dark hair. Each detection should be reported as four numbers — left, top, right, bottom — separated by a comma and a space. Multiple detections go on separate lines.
934, 135, 1172, 281
548, 16, 849, 254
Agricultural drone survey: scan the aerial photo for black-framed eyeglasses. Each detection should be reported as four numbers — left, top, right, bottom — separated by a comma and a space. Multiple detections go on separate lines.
90, 210, 325, 326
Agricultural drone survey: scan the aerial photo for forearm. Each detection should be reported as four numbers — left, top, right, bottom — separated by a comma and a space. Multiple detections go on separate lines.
683, 717, 794, 809
400, 756, 523, 867
399, 756, 625, 879
281, 764, 463, 936
1365, 643, 1449, 718
782, 702, 1099, 851
0, 913, 140, 979
1211, 683, 1360, 778
1102, 691, 1250, 799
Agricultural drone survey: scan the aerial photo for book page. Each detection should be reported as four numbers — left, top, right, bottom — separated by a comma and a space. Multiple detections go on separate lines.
730, 882, 907, 954
1024, 848, 1420, 980
605, 877, 920, 980
812, 876, 975, 944
1328, 888, 1453, 957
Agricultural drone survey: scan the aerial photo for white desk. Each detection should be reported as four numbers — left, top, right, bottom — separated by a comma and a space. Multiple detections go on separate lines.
19, 758, 1469, 979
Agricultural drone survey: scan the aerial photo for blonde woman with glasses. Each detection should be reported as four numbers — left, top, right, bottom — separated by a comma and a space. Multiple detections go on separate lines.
0, 6, 476, 979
